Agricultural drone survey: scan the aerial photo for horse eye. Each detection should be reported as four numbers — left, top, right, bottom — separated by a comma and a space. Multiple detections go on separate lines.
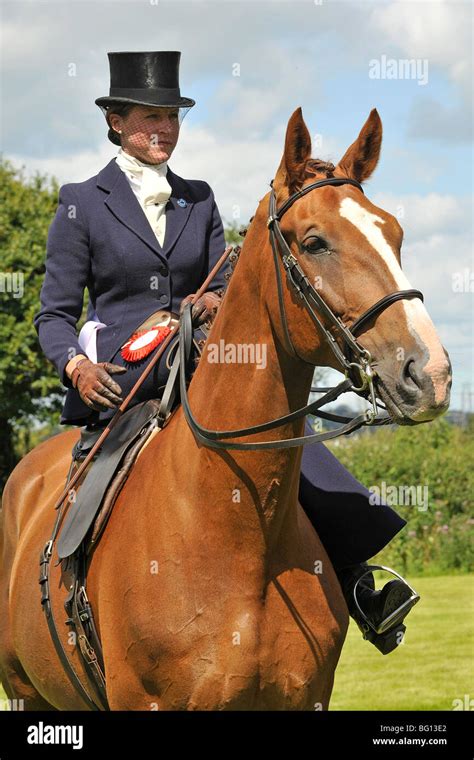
302, 236, 328, 254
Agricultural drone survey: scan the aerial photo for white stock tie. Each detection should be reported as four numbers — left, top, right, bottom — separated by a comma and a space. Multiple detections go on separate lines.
115, 148, 172, 246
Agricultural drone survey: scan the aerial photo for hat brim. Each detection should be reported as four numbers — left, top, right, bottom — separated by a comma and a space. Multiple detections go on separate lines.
95, 95, 195, 109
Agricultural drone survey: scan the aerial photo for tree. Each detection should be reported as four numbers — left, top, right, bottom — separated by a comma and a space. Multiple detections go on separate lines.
0, 157, 68, 490
223, 219, 246, 244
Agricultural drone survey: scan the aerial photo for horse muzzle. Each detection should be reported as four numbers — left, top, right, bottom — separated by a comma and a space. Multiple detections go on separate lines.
375, 348, 452, 424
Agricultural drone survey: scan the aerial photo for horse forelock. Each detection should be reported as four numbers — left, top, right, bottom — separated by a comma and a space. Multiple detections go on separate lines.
304, 158, 336, 179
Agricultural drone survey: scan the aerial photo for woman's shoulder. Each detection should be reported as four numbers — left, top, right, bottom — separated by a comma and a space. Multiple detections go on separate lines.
56, 174, 99, 203
167, 166, 216, 205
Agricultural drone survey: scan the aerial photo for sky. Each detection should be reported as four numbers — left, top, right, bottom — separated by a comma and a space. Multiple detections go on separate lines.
1, 0, 472, 412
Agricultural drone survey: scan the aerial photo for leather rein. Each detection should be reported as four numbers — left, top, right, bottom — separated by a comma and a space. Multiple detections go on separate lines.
176, 176, 424, 450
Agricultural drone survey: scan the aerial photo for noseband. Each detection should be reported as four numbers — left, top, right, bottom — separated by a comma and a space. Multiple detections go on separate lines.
177, 176, 424, 450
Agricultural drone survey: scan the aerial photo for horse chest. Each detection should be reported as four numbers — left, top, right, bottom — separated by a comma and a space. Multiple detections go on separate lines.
106, 572, 344, 710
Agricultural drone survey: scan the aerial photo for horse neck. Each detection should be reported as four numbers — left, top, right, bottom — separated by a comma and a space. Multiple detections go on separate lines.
185, 207, 315, 538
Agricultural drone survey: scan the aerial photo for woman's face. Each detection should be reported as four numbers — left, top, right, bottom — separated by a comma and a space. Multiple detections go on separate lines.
108, 105, 180, 164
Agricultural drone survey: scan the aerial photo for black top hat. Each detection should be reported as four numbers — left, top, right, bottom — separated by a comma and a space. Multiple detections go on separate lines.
95, 51, 196, 110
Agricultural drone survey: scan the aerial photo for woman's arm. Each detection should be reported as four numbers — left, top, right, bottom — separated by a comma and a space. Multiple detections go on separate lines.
33, 184, 91, 389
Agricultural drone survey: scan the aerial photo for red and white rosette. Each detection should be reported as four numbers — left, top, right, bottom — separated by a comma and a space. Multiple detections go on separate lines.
120, 324, 172, 363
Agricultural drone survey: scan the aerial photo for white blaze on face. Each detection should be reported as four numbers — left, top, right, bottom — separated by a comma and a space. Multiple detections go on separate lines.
338, 197, 449, 406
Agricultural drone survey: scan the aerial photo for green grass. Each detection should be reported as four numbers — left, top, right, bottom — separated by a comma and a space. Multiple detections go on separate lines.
331, 574, 474, 710
1, 575, 472, 711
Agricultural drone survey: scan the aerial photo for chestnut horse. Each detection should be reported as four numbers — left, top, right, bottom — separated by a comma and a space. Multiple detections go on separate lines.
0, 108, 451, 710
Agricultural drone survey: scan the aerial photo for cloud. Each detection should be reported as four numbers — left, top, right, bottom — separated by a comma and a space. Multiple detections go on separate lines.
369, 0, 472, 142
3, 0, 472, 156
372, 191, 472, 241
402, 232, 472, 324
6, 143, 116, 188
406, 98, 473, 143
370, 0, 472, 96
204, 39, 325, 139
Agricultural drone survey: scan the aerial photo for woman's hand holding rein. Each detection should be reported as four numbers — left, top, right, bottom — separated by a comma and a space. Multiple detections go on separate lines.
179, 290, 222, 325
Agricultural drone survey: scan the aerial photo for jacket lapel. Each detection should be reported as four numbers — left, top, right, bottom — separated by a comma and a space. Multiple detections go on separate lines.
161, 173, 194, 258
97, 158, 194, 261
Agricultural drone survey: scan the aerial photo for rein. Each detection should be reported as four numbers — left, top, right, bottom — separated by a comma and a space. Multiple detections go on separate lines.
177, 176, 424, 450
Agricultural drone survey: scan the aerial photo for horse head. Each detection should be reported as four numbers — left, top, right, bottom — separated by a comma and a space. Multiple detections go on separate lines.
261, 107, 452, 425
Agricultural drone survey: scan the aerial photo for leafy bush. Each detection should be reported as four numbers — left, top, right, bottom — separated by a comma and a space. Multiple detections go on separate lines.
326, 418, 473, 575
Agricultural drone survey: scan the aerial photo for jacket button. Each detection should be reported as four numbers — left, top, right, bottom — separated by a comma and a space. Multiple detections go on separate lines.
158, 266, 169, 276
159, 294, 168, 304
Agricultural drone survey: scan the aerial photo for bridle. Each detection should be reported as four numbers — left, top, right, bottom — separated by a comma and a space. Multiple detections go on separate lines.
267, 175, 423, 418
176, 175, 424, 450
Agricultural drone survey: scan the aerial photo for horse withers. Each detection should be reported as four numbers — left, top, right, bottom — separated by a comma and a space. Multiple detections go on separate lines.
0, 107, 451, 710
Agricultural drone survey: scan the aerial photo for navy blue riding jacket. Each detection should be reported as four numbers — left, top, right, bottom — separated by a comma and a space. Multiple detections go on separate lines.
34, 157, 228, 425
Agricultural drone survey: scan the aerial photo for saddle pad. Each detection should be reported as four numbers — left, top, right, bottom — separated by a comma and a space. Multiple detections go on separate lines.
57, 399, 160, 560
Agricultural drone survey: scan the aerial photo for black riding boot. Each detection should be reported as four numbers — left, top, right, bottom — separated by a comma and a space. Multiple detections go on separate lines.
65, 421, 106, 489
335, 561, 420, 655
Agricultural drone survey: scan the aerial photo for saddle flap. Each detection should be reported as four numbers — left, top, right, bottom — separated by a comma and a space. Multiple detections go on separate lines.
57, 399, 161, 560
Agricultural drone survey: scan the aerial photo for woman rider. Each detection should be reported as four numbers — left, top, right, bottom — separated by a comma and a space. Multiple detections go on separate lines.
33, 51, 418, 654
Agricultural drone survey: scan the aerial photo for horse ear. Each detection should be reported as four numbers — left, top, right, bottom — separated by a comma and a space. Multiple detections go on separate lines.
334, 108, 382, 184
273, 107, 312, 199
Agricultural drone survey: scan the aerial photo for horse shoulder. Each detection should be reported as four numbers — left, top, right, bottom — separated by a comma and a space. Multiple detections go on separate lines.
1, 429, 79, 538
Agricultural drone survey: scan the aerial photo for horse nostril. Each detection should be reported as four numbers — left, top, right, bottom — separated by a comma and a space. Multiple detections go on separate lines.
401, 358, 424, 393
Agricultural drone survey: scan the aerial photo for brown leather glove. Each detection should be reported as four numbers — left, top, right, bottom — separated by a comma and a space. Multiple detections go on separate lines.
179, 291, 222, 326
71, 358, 127, 412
